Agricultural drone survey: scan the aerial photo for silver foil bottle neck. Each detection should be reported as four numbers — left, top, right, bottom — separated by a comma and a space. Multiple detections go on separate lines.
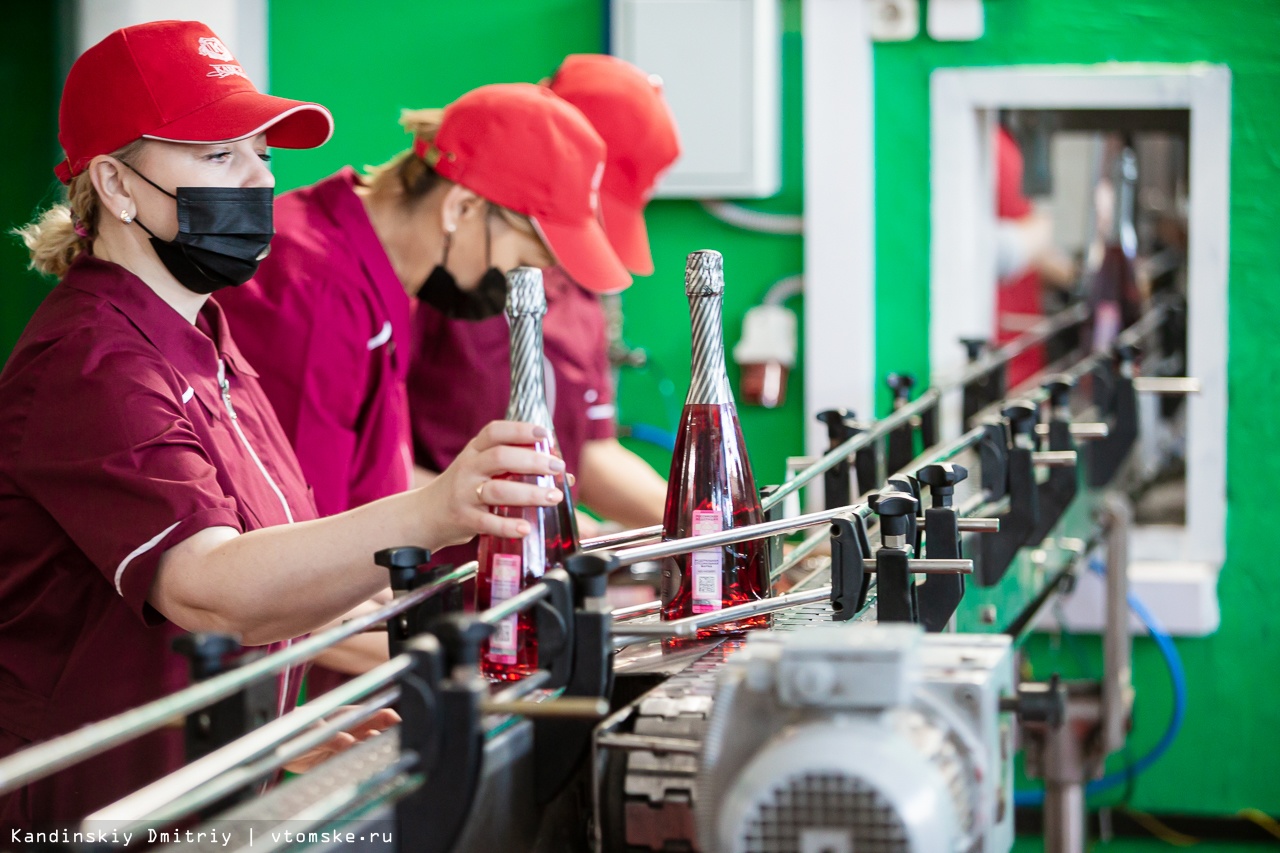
684, 250, 733, 406
505, 267, 551, 427
506, 266, 548, 319
685, 250, 725, 298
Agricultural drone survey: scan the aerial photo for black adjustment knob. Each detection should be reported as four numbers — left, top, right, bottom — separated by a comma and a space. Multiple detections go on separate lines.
430, 614, 495, 668
999, 673, 1067, 728
565, 553, 612, 602
1042, 374, 1073, 409
817, 408, 858, 443
1003, 401, 1039, 439
885, 474, 917, 496
886, 373, 915, 403
376, 547, 430, 591
960, 338, 988, 362
1115, 343, 1140, 365
172, 633, 242, 680
869, 490, 918, 539
916, 463, 969, 509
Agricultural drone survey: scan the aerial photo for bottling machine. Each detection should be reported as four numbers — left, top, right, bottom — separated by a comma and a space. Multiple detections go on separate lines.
0, 296, 1193, 853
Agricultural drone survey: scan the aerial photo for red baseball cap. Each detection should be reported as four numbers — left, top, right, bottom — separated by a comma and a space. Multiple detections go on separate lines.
549, 54, 681, 278
55, 20, 333, 184
415, 83, 631, 295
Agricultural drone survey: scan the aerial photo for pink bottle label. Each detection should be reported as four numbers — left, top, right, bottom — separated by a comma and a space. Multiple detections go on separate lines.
488, 553, 522, 664
691, 510, 723, 613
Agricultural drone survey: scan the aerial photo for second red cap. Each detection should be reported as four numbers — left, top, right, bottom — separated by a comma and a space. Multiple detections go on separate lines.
416, 83, 631, 295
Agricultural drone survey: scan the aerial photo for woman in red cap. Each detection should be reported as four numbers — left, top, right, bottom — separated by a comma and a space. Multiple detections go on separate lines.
216, 81, 633, 693
410, 54, 681, 536
0, 21, 564, 828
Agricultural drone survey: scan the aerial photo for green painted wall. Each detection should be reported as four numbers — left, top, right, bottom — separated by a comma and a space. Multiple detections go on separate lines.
267, 0, 807, 490
0, 4, 62, 357
873, 0, 1280, 816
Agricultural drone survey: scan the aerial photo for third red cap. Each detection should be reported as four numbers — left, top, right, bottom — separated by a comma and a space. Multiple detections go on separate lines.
550, 54, 682, 278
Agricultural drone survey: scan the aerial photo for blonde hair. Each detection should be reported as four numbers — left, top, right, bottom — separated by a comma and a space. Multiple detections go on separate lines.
13, 140, 148, 279
364, 108, 543, 243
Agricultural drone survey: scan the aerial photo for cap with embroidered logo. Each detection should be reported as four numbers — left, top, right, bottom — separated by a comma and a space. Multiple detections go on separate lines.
55, 20, 333, 184
550, 54, 681, 279
414, 82, 631, 295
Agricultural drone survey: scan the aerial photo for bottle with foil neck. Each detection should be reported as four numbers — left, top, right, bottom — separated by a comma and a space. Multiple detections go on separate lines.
660, 250, 770, 631
476, 267, 579, 680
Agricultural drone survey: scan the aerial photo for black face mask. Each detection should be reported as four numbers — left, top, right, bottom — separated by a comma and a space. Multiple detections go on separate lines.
126, 165, 274, 295
416, 217, 508, 321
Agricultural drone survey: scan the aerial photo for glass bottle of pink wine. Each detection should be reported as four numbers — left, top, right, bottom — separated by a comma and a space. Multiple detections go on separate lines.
476, 267, 579, 680
660, 250, 770, 632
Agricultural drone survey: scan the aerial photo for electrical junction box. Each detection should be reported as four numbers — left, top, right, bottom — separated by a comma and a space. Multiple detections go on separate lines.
611, 0, 781, 198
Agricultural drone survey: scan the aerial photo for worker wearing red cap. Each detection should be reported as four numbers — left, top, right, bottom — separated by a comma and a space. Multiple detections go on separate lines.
410, 54, 681, 536
217, 82, 630, 694
0, 21, 563, 827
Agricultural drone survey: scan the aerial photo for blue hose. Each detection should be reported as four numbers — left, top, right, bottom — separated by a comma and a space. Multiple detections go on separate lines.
1013, 558, 1188, 807
625, 422, 677, 453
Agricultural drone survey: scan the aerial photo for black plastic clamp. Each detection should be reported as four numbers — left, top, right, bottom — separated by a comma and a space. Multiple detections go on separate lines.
533, 553, 616, 804
869, 489, 919, 623
829, 515, 873, 621
172, 634, 275, 768
974, 403, 1041, 587
915, 463, 969, 631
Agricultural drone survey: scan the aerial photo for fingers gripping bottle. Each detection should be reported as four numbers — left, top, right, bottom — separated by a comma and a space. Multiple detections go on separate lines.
476, 267, 579, 680
660, 250, 770, 632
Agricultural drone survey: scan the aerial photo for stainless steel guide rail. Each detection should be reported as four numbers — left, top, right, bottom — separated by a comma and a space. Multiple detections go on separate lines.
584, 309, 1089, 557
86, 662, 412, 829
584, 303, 1165, 573
610, 505, 867, 567
612, 587, 842, 641
581, 525, 663, 552
759, 304, 1091, 514
0, 561, 478, 797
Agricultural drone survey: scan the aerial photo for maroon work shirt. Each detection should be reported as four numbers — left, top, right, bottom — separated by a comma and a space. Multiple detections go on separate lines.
0, 256, 318, 828
217, 167, 414, 518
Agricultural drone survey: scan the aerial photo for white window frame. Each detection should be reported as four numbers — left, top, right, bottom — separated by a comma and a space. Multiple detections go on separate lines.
929, 63, 1230, 575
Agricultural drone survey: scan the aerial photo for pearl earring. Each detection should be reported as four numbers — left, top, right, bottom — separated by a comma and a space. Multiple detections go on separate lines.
120, 210, 132, 224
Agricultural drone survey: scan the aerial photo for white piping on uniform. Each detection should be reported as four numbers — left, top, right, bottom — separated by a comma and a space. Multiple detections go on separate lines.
586, 404, 616, 421
181, 386, 195, 404
366, 320, 393, 351
219, 359, 295, 524
115, 521, 182, 595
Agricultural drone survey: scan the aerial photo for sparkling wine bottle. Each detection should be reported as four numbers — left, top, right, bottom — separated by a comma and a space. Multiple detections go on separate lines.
660, 250, 770, 632
476, 267, 579, 680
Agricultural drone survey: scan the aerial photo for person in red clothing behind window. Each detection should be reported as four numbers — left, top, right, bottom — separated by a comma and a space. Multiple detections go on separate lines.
0, 22, 564, 828
216, 83, 630, 694
410, 55, 680, 534
994, 124, 1077, 386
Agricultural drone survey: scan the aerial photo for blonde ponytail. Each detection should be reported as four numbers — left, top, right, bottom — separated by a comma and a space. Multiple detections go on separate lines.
12, 140, 147, 279
363, 108, 445, 202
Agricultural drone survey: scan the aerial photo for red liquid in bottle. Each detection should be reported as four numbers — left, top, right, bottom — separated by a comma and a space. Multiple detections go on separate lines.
476, 446, 579, 681
660, 402, 770, 634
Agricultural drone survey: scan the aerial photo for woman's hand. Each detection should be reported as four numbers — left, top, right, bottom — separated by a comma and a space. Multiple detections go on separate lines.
282, 707, 401, 773
425, 420, 565, 546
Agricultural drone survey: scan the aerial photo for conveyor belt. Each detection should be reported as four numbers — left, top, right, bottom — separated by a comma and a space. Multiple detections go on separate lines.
160, 732, 408, 853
